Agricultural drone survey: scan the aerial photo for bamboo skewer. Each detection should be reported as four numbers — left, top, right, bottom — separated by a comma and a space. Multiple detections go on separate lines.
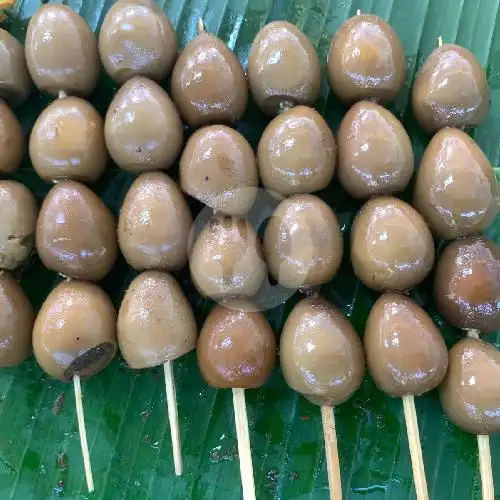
321, 406, 342, 499
477, 434, 494, 500
163, 361, 183, 476
467, 329, 494, 500
402, 395, 429, 500
73, 375, 94, 493
232, 388, 256, 500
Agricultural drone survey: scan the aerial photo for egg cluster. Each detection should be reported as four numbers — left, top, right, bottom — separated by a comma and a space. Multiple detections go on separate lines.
0, 3, 498, 498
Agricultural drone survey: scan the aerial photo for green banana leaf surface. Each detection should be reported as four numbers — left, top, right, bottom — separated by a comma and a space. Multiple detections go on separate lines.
2, 0, 500, 498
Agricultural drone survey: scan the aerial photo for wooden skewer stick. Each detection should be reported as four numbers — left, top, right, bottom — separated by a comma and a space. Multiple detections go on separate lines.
73, 374, 95, 493
321, 406, 342, 500
163, 361, 183, 476
198, 18, 204, 34
402, 395, 429, 500
467, 329, 494, 500
477, 434, 494, 500
438, 36, 443, 47
232, 388, 256, 500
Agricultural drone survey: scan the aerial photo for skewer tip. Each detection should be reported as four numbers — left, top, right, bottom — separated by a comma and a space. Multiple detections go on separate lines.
467, 329, 480, 339
73, 374, 95, 493
477, 434, 494, 500
321, 405, 342, 500
163, 361, 183, 476
232, 388, 256, 500
402, 395, 429, 500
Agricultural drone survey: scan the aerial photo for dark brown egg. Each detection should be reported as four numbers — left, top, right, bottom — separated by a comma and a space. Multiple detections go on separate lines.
180, 125, 258, 216
25, 4, 99, 96
197, 300, 276, 389
0, 181, 37, 271
257, 106, 336, 197
171, 30, 247, 127
189, 216, 266, 300
33, 280, 117, 381
365, 292, 448, 396
327, 14, 405, 104
280, 297, 365, 406
0, 28, 32, 105
412, 44, 488, 133
247, 21, 321, 115
117, 271, 197, 369
434, 236, 500, 333
0, 102, 24, 174
30, 96, 107, 183
351, 197, 435, 292
337, 100, 414, 198
413, 128, 498, 240
98, 0, 177, 84
440, 338, 500, 434
118, 171, 193, 271
0, 272, 34, 367
264, 194, 343, 289
36, 181, 117, 281
105, 76, 183, 173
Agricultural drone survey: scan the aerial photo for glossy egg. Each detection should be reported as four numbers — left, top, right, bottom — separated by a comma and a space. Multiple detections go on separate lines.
365, 292, 448, 396
117, 271, 197, 369
0, 181, 37, 271
171, 30, 247, 127
412, 44, 488, 133
413, 128, 498, 240
258, 106, 336, 197
98, 0, 177, 84
264, 194, 343, 289
0, 102, 25, 174
351, 197, 435, 292
440, 338, 500, 434
327, 14, 405, 104
36, 181, 117, 281
337, 100, 414, 198
33, 280, 117, 382
189, 216, 266, 300
30, 96, 107, 182
280, 297, 365, 406
434, 236, 500, 333
105, 76, 183, 173
247, 21, 321, 115
0, 272, 34, 367
0, 28, 32, 105
197, 300, 276, 389
180, 125, 258, 216
25, 4, 99, 96
118, 172, 193, 271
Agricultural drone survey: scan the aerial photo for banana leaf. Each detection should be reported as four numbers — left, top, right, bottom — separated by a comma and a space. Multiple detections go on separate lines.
1, 0, 499, 498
